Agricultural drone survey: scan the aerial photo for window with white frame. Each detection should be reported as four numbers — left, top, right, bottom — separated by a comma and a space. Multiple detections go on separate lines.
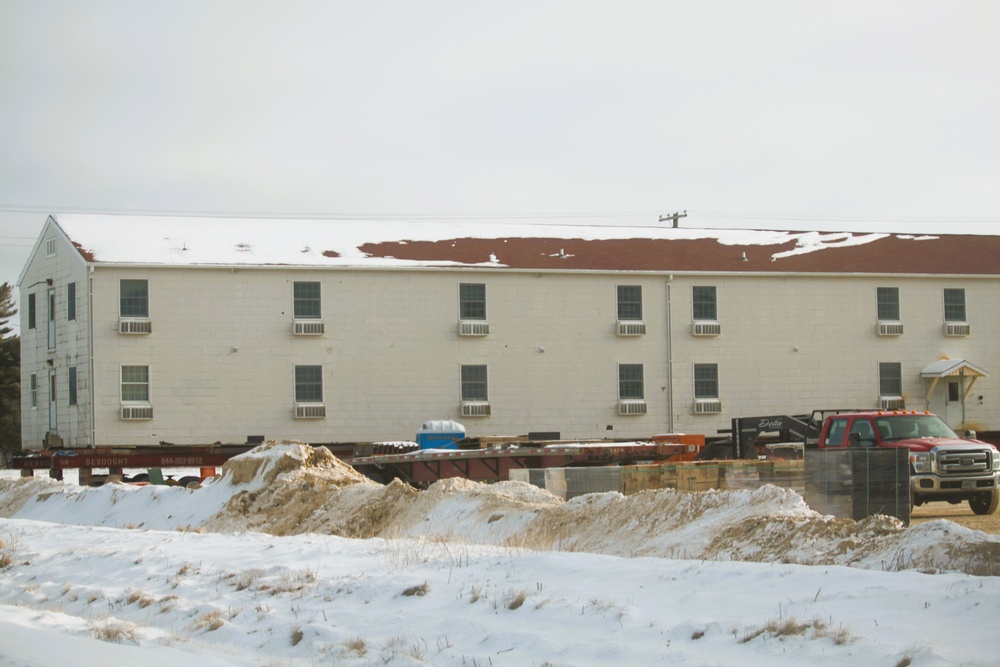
943, 288, 966, 322
617, 286, 642, 321
692, 286, 717, 320
293, 281, 321, 319
67, 282, 76, 321
694, 363, 719, 399
461, 364, 488, 402
618, 364, 644, 400
45, 238, 56, 256
879, 362, 902, 398
120, 279, 149, 318
459, 283, 486, 320
121, 365, 150, 402
29, 374, 37, 409
27, 293, 35, 330
876, 287, 900, 321
294, 365, 324, 403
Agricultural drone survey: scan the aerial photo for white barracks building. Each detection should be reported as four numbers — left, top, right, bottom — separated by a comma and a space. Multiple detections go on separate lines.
17, 214, 1000, 449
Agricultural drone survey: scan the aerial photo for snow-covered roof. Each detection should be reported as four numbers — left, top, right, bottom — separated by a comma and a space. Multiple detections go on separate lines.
49, 213, 1000, 275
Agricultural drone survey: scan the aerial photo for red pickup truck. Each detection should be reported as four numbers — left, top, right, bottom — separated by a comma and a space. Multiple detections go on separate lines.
816, 410, 1000, 515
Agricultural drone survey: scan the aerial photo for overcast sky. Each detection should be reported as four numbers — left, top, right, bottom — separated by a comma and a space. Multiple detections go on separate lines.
2, 1, 999, 323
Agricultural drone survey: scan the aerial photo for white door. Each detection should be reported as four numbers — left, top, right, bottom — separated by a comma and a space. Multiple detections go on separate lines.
944, 380, 965, 430
48, 371, 57, 431
930, 379, 966, 430
47, 288, 56, 350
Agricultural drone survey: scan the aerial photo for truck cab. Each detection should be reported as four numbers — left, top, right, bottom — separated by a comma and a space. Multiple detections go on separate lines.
817, 410, 1000, 515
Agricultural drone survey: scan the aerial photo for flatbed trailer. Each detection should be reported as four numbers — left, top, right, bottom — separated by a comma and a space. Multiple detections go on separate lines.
347, 439, 702, 486
9, 437, 702, 487
9, 444, 260, 484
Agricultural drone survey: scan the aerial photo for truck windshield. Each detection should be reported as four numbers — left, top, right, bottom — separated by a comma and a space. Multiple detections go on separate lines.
874, 415, 958, 441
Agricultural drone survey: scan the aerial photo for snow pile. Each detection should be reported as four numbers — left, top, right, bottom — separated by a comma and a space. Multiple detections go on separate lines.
3, 442, 999, 576
5, 520, 997, 667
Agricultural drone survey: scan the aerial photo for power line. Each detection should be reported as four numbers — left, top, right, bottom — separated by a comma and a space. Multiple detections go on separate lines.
2, 202, 999, 226
691, 209, 1000, 224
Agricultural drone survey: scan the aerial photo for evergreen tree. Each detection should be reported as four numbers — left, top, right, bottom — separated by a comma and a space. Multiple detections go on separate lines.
0, 282, 14, 337
0, 282, 20, 464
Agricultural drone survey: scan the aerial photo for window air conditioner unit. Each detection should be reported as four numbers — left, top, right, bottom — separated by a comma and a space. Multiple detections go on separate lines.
692, 322, 721, 336
119, 319, 152, 335
293, 321, 325, 336
944, 323, 971, 337
618, 400, 647, 416
461, 402, 491, 417
877, 322, 904, 336
693, 400, 722, 415
617, 322, 646, 336
121, 405, 153, 420
459, 321, 490, 336
295, 404, 326, 419
880, 397, 906, 411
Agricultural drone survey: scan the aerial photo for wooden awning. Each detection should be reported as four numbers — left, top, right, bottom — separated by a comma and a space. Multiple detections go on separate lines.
921, 359, 988, 401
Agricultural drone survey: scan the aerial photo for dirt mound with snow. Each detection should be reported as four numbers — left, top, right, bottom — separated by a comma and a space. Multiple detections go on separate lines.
0, 476, 66, 516
204, 441, 381, 535
3, 442, 999, 576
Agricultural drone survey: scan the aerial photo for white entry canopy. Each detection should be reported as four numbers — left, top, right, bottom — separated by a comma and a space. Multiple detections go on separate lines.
921, 359, 988, 379
921, 359, 988, 402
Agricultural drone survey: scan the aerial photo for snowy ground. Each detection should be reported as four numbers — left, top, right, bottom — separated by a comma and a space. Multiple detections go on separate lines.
1, 442, 999, 666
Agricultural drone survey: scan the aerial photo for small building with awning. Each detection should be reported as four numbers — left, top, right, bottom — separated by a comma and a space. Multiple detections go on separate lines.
922, 359, 989, 432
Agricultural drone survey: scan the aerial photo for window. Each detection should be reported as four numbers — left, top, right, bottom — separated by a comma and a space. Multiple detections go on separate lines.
459, 284, 486, 320
692, 286, 717, 320
879, 362, 902, 397
461, 364, 488, 401
120, 279, 149, 317
27, 293, 35, 329
876, 287, 900, 321
46, 238, 56, 256
67, 282, 76, 321
618, 364, 644, 400
694, 363, 719, 399
824, 417, 848, 446
944, 288, 966, 322
948, 381, 961, 403
121, 365, 150, 402
848, 418, 876, 448
617, 286, 642, 321
294, 365, 323, 403
68, 367, 77, 406
29, 374, 37, 409
293, 281, 321, 319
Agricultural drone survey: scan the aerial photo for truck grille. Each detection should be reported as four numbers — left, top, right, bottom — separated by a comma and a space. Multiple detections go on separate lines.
937, 449, 993, 476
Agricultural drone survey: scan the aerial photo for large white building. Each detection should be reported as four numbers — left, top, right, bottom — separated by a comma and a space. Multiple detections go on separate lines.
18, 214, 1000, 450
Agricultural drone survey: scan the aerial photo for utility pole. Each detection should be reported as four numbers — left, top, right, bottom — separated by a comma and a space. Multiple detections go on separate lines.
658, 210, 688, 228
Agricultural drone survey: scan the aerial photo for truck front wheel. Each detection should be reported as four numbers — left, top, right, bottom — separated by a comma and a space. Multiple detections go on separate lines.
968, 489, 999, 515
